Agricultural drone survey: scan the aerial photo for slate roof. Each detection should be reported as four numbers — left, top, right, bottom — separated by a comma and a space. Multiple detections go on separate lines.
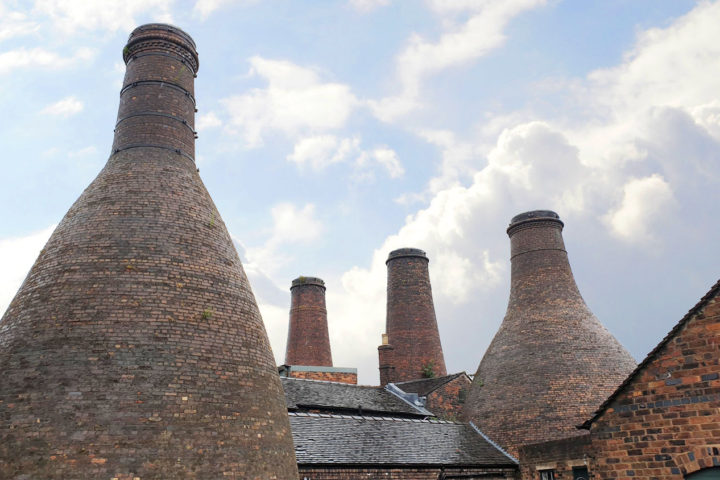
289, 412, 518, 466
580, 278, 720, 429
281, 377, 428, 417
394, 372, 470, 396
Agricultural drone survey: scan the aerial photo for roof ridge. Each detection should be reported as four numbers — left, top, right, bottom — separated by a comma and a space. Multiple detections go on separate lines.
580, 277, 720, 429
287, 411, 463, 424
281, 377, 376, 388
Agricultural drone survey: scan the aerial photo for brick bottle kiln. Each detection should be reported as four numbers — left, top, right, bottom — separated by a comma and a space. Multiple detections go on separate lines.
379, 248, 447, 385
463, 210, 636, 457
0, 24, 297, 479
285, 276, 333, 367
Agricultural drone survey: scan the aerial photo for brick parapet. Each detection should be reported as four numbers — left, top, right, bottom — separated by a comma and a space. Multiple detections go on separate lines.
519, 435, 591, 479
424, 374, 472, 421
285, 276, 333, 366
280, 365, 358, 385
0, 24, 298, 479
464, 211, 636, 457
379, 248, 447, 384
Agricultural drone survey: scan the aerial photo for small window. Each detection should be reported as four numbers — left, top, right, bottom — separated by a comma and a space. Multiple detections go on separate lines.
540, 470, 556, 480
573, 466, 589, 480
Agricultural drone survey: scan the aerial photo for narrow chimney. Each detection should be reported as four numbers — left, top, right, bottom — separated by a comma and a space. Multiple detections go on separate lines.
285, 276, 333, 366
0, 24, 298, 479
463, 210, 636, 456
379, 248, 447, 385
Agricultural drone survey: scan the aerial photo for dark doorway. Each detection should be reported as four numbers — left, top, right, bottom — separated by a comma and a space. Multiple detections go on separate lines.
572, 466, 589, 480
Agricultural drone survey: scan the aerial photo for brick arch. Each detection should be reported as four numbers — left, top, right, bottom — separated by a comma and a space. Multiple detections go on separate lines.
675, 446, 720, 476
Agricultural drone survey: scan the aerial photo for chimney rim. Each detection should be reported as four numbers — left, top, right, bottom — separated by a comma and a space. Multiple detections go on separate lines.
507, 210, 564, 236
124, 23, 199, 69
291, 276, 326, 290
386, 247, 428, 264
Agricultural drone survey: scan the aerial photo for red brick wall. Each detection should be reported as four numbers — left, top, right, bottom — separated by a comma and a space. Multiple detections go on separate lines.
286, 277, 333, 366
298, 466, 517, 479
289, 370, 358, 385
588, 290, 720, 479
426, 375, 472, 421
380, 248, 447, 384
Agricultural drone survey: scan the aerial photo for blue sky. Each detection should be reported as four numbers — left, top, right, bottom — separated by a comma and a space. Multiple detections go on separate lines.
1, 0, 718, 385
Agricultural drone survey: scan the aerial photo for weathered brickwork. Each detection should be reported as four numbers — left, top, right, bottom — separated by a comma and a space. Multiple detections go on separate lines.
298, 466, 517, 479
425, 374, 472, 421
379, 248, 447, 385
286, 277, 333, 366
288, 370, 358, 385
0, 24, 298, 479
585, 281, 720, 479
464, 211, 636, 457
519, 435, 591, 479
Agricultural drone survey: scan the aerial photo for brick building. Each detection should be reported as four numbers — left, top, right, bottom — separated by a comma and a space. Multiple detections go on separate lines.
520, 279, 720, 479
395, 372, 472, 421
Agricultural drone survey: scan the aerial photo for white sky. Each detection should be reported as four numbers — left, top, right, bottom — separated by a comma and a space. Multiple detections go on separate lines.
1, 0, 718, 385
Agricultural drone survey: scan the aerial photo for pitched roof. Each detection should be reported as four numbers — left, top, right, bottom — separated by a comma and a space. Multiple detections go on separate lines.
394, 372, 470, 396
281, 377, 429, 417
289, 412, 517, 466
580, 278, 720, 429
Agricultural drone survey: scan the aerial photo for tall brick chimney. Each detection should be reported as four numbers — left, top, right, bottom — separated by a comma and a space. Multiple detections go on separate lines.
285, 276, 333, 366
378, 248, 447, 385
0, 24, 298, 479
463, 210, 636, 456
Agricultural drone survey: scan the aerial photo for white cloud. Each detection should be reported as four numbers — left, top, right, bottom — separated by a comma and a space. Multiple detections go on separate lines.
287, 135, 360, 171
604, 175, 675, 245
193, 0, 259, 19
40, 96, 83, 116
0, 46, 95, 75
196, 112, 222, 131
68, 146, 97, 157
370, 0, 546, 121
348, 0, 390, 13
0, 226, 56, 317
223, 56, 358, 147
32, 0, 174, 33
245, 203, 324, 275
0, 7, 40, 41
370, 146, 404, 178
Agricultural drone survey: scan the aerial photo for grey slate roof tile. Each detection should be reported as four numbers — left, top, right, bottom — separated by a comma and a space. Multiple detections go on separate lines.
281, 377, 426, 416
289, 413, 517, 466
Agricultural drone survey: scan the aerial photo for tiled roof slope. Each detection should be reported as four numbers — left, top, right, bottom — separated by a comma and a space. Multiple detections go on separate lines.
395, 372, 469, 396
289, 413, 517, 466
581, 278, 720, 428
281, 377, 427, 416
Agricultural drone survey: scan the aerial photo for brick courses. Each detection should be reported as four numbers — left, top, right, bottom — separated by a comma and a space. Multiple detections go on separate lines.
464, 211, 636, 457
584, 279, 720, 479
0, 23, 297, 479
379, 248, 447, 385
286, 276, 333, 367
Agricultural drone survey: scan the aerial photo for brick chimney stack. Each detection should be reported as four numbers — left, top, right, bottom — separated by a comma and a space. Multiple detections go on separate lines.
463, 210, 636, 456
0, 24, 298, 479
378, 248, 447, 385
285, 276, 333, 366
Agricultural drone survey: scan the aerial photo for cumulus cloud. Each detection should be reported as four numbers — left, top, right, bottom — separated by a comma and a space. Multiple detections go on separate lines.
0, 226, 56, 317
370, 0, 546, 121
0, 47, 95, 75
0, 6, 40, 41
287, 135, 359, 171
40, 96, 83, 116
604, 175, 675, 245
196, 112, 222, 131
32, 0, 174, 33
193, 0, 259, 19
245, 202, 324, 275
223, 56, 358, 147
